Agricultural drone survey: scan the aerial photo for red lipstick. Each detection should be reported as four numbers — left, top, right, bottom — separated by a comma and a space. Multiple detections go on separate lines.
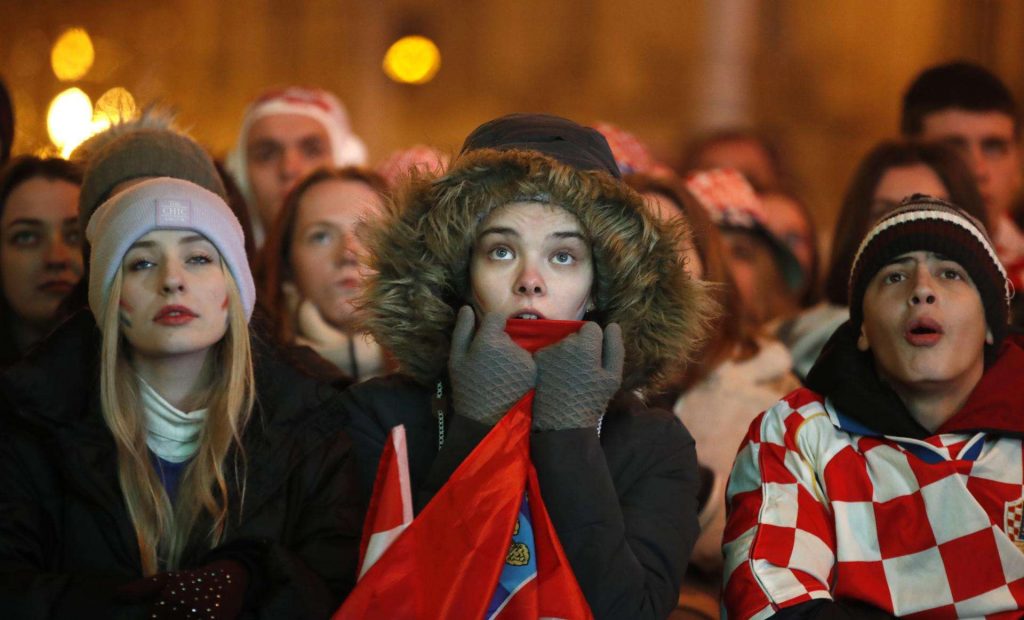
153, 304, 198, 326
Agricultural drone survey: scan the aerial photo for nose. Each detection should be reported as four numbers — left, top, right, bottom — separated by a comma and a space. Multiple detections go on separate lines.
337, 230, 360, 264
161, 263, 186, 295
279, 147, 306, 183
967, 143, 990, 183
514, 260, 546, 296
909, 268, 937, 306
43, 235, 74, 270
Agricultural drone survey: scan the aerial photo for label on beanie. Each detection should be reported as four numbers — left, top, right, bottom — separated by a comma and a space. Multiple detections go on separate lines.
155, 198, 193, 226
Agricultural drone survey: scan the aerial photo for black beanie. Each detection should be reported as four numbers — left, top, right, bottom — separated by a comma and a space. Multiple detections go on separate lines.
459, 113, 621, 178
848, 194, 1010, 350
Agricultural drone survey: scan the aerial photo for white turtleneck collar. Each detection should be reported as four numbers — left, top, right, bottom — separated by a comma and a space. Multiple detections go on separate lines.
139, 376, 207, 463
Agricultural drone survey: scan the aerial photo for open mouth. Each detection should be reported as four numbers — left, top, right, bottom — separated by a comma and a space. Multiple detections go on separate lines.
512, 311, 545, 320
905, 317, 943, 345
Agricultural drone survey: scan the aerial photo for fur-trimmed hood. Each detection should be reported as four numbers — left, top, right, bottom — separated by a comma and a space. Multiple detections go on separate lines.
363, 148, 715, 392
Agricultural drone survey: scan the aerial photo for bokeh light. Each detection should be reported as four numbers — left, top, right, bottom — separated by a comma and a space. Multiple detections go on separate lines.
47, 88, 94, 158
51, 28, 95, 81
383, 35, 442, 85
46, 86, 139, 158
94, 86, 138, 127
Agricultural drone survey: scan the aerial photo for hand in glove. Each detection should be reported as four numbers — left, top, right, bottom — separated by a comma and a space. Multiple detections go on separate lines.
117, 559, 248, 620
533, 322, 624, 431
448, 306, 537, 426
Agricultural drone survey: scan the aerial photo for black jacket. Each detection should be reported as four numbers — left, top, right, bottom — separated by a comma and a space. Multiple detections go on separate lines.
0, 311, 363, 619
342, 374, 700, 620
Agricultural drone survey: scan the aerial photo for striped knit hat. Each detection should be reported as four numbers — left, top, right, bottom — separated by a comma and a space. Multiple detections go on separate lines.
848, 194, 1011, 349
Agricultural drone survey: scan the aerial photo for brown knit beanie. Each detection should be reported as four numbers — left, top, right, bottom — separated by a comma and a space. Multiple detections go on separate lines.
78, 128, 226, 234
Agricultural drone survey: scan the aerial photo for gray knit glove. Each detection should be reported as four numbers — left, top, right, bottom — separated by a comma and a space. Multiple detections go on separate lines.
448, 306, 537, 426
533, 322, 625, 431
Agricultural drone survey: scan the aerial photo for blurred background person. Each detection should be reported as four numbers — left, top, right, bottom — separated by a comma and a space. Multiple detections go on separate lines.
686, 168, 806, 330
901, 61, 1024, 287
0, 155, 82, 364
628, 172, 798, 619
760, 190, 820, 307
260, 166, 392, 383
226, 87, 367, 247
680, 128, 787, 193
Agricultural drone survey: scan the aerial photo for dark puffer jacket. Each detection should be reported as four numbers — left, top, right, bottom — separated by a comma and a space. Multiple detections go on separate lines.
0, 310, 362, 619
344, 375, 700, 620
346, 145, 710, 619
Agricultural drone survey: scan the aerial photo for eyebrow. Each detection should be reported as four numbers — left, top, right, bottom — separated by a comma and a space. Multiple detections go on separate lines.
476, 227, 584, 241
179, 234, 209, 245
6, 218, 44, 227
882, 252, 953, 267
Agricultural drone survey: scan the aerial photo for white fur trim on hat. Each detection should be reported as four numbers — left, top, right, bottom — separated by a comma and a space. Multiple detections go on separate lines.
86, 177, 256, 326
225, 87, 368, 244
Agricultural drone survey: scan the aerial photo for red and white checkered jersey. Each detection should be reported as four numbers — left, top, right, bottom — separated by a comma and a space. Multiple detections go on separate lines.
723, 387, 1024, 619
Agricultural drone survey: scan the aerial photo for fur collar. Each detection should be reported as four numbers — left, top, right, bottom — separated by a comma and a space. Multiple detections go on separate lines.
363, 148, 714, 391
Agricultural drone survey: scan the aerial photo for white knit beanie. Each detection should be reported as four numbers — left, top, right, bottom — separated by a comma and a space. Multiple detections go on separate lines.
86, 177, 256, 326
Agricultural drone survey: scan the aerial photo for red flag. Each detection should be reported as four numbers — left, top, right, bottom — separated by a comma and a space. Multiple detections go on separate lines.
357, 425, 413, 578
334, 318, 593, 619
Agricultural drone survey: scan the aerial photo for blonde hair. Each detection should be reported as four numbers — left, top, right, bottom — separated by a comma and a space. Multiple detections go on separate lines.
99, 262, 255, 574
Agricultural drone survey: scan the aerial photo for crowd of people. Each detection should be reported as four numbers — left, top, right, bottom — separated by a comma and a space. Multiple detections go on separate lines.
0, 58, 1021, 619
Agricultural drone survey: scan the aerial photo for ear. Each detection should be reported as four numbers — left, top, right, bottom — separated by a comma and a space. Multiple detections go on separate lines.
986, 327, 994, 345
857, 324, 870, 352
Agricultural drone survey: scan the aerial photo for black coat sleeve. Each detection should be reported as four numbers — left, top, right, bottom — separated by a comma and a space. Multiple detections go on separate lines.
0, 427, 144, 619
212, 431, 364, 620
530, 401, 700, 620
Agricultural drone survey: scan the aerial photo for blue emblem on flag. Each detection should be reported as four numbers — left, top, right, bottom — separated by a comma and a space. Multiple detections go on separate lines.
485, 494, 537, 619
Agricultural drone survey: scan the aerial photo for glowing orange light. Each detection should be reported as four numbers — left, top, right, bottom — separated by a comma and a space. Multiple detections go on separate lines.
47, 88, 94, 158
51, 28, 95, 81
94, 87, 138, 127
383, 35, 441, 85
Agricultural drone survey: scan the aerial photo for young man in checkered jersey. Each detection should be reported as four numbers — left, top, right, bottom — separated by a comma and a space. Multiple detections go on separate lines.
723, 194, 1024, 619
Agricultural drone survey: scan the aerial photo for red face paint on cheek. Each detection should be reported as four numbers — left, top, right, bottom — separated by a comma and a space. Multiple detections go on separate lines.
222, 296, 228, 310
119, 300, 134, 312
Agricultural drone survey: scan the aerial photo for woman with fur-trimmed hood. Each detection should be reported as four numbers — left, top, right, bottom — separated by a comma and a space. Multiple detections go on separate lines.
342, 114, 713, 619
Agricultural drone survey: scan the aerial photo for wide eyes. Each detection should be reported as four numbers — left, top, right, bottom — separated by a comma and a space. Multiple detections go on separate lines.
485, 246, 576, 265
552, 251, 575, 265
488, 246, 513, 261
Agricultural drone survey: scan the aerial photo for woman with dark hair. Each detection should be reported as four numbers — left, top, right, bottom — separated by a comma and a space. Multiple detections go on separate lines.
0, 155, 83, 364
824, 140, 987, 306
260, 166, 392, 382
342, 114, 711, 619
